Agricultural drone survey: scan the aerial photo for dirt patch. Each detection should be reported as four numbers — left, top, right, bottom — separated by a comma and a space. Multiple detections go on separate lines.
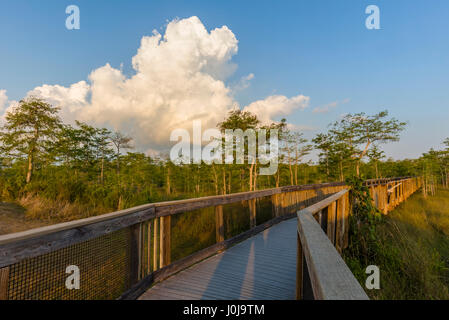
0, 202, 49, 235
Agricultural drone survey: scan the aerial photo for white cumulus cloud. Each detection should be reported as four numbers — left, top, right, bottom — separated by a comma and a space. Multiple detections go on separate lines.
0, 16, 310, 152
0, 90, 7, 111
243, 94, 310, 125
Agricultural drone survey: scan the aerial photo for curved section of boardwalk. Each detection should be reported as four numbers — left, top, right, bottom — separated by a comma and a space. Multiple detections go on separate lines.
139, 218, 297, 300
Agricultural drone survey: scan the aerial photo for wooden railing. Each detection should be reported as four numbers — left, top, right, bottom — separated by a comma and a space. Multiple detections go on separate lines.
295, 177, 422, 300
0, 177, 421, 300
0, 181, 346, 300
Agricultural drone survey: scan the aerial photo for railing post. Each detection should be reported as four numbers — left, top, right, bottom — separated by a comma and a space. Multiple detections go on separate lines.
215, 205, 224, 242
335, 196, 344, 253
327, 201, 337, 245
139, 222, 144, 279
159, 216, 171, 268
153, 218, 159, 271
147, 221, 151, 274
0, 267, 9, 300
272, 194, 279, 217
281, 193, 286, 216
343, 192, 350, 249
249, 199, 257, 228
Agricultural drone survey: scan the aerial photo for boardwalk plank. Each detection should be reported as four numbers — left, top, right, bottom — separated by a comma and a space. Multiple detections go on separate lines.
139, 218, 297, 300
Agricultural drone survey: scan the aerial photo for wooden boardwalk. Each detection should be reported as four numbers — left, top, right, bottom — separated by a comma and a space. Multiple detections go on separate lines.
139, 218, 297, 300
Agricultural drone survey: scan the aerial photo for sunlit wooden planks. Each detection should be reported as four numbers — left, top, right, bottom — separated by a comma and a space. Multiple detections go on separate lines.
139, 218, 298, 300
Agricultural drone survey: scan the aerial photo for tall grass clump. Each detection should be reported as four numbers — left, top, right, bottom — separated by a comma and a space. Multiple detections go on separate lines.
18, 194, 109, 222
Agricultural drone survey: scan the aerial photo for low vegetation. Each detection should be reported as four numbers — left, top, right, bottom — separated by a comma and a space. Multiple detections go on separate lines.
345, 185, 449, 299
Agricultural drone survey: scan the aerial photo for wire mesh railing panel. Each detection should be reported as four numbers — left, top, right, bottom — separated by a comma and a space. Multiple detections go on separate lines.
224, 201, 250, 239
7, 227, 132, 300
256, 196, 274, 225
170, 207, 215, 262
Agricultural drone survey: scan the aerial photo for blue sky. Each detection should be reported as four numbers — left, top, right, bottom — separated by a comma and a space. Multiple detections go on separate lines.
0, 0, 448, 159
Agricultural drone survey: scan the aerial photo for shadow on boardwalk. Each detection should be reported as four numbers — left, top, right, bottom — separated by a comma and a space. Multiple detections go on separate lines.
139, 218, 297, 300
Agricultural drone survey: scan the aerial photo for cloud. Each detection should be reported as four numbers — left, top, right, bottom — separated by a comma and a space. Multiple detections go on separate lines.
0, 16, 309, 152
287, 123, 317, 131
27, 81, 90, 121
0, 90, 7, 111
243, 94, 310, 124
0, 90, 18, 125
232, 73, 254, 92
312, 98, 350, 114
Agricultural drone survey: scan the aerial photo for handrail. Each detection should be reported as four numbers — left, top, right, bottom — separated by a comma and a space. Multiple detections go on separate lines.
296, 189, 369, 300
297, 189, 348, 217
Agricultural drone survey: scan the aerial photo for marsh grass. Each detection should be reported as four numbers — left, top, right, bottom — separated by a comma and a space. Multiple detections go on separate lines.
18, 194, 108, 222
345, 188, 449, 299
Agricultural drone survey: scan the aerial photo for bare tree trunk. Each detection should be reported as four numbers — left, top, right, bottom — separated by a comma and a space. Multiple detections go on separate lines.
276, 169, 280, 188
339, 161, 344, 182
253, 162, 258, 191
212, 165, 219, 195
294, 148, 298, 185
118, 195, 123, 210
422, 175, 427, 198
375, 161, 379, 180
116, 147, 120, 175
294, 163, 298, 185
445, 168, 448, 188
288, 149, 293, 185
26, 152, 33, 184
222, 167, 226, 195
249, 160, 255, 191
166, 167, 171, 195
100, 157, 104, 185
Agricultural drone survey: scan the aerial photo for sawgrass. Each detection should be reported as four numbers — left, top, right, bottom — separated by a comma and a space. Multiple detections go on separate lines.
346, 188, 449, 299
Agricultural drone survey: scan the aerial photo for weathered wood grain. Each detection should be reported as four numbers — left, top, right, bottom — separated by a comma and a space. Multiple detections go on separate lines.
159, 216, 171, 268
0, 267, 8, 300
297, 189, 349, 219
297, 211, 369, 300
153, 218, 159, 272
